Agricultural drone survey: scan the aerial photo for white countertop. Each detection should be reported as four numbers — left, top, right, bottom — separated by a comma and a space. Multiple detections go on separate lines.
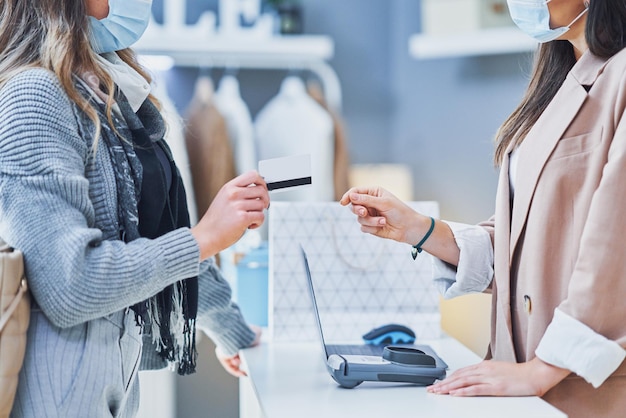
239, 337, 567, 418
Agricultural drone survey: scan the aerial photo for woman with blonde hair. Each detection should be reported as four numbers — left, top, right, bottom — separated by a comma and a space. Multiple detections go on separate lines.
342, 1, 626, 417
0, 0, 269, 416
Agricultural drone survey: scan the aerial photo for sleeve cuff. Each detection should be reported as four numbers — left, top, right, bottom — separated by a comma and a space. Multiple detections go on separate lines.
196, 262, 256, 356
212, 317, 256, 356
536, 308, 626, 388
200, 311, 256, 356
432, 221, 494, 299
156, 227, 201, 281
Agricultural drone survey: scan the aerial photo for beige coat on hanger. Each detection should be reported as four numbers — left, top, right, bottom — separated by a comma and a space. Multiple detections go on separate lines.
307, 80, 351, 201
184, 77, 237, 218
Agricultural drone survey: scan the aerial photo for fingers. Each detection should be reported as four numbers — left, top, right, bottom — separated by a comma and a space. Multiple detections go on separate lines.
426, 361, 529, 397
216, 349, 247, 377
218, 194, 266, 228
339, 187, 357, 205
343, 192, 388, 216
246, 212, 266, 230
350, 202, 383, 220
223, 176, 270, 210
357, 214, 386, 228
340, 187, 386, 206
344, 192, 391, 239
230, 171, 270, 208
227, 208, 265, 231
237, 183, 270, 204
350, 203, 365, 216
428, 373, 486, 395
232, 170, 267, 189
427, 364, 479, 394
448, 384, 492, 397
348, 203, 386, 230
224, 357, 246, 377
236, 197, 269, 213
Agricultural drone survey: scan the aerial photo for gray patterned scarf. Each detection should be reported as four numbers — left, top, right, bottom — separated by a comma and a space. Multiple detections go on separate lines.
77, 81, 198, 375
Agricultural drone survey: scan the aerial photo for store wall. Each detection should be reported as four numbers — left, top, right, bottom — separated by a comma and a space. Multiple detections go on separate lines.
154, 0, 533, 222
388, 0, 532, 223
146, 0, 536, 415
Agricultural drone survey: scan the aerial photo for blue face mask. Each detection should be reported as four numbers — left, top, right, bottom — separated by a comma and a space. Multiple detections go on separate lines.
507, 0, 588, 43
89, 0, 153, 54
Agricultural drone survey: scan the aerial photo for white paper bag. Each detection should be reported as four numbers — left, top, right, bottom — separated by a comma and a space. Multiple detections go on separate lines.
268, 202, 441, 343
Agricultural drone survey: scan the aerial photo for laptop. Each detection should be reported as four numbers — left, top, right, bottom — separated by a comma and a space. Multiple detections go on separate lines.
300, 246, 448, 368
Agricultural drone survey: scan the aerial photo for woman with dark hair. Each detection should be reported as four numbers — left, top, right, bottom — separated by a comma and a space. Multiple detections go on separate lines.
0, 0, 269, 416
341, 1, 626, 416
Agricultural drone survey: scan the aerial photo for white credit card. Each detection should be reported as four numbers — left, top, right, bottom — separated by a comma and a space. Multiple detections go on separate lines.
258, 154, 312, 192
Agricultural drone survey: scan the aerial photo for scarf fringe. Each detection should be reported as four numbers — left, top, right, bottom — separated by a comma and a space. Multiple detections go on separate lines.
143, 282, 197, 375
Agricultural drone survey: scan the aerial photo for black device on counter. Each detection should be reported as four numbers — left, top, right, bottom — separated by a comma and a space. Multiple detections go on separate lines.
300, 246, 448, 388
362, 323, 416, 345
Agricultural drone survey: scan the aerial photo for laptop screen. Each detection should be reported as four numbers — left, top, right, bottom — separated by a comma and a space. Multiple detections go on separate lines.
300, 246, 331, 359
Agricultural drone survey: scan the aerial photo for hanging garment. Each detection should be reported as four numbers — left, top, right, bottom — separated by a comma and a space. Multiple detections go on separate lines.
184, 76, 236, 218
306, 79, 351, 201
214, 75, 257, 175
255, 76, 334, 201
153, 79, 198, 225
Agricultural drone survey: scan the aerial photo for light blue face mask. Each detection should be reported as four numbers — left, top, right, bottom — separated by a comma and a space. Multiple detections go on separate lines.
89, 0, 153, 54
507, 0, 588, 43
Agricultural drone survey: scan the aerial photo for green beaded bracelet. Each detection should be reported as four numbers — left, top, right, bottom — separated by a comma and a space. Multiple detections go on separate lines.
411, 216, 435, 260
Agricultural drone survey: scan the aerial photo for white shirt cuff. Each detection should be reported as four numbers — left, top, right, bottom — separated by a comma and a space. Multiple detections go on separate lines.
536, 308, 626, 388
431, 221, 494, 299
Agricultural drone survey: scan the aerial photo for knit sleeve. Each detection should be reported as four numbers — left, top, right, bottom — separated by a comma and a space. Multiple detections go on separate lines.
196, 259, 256, 356
0, 70, 89, 177
0, 69, 200, 328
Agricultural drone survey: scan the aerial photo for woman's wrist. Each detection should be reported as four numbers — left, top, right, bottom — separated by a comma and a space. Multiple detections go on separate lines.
529, 357, 571, 397
404, 213, 434, 247
190, 225, 218, 261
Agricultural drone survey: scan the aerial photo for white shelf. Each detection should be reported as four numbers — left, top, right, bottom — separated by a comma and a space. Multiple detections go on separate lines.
135, 34, 334, 67
409, 26, 538, 59
135, 33, 342, 110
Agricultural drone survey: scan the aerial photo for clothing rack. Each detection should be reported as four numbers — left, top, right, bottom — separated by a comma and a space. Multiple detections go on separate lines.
134, 0, 342, 111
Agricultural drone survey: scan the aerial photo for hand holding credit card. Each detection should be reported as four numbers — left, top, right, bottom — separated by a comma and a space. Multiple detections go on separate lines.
258, 154, 312, 192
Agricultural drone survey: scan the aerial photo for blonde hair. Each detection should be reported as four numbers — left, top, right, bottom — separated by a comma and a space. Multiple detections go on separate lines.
0, 0, 158, 147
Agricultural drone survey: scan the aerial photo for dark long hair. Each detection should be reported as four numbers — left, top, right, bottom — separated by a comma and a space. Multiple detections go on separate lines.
0, 0, 157, 147
494, 0, 626, 165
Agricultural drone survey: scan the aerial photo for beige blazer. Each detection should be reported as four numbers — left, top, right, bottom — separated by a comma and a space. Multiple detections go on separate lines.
483, 48, 626, 417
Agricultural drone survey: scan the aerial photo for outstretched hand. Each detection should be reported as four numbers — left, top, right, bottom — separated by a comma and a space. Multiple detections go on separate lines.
192, 171, 269, 260
340, 186, 422, 245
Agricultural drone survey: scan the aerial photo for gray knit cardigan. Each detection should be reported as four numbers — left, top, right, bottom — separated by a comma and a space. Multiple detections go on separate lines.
0, 69, 255, 417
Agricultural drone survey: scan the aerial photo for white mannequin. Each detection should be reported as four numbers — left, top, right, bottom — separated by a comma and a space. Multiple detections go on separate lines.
255, 76, 335, 202
214, 75, 257, 175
